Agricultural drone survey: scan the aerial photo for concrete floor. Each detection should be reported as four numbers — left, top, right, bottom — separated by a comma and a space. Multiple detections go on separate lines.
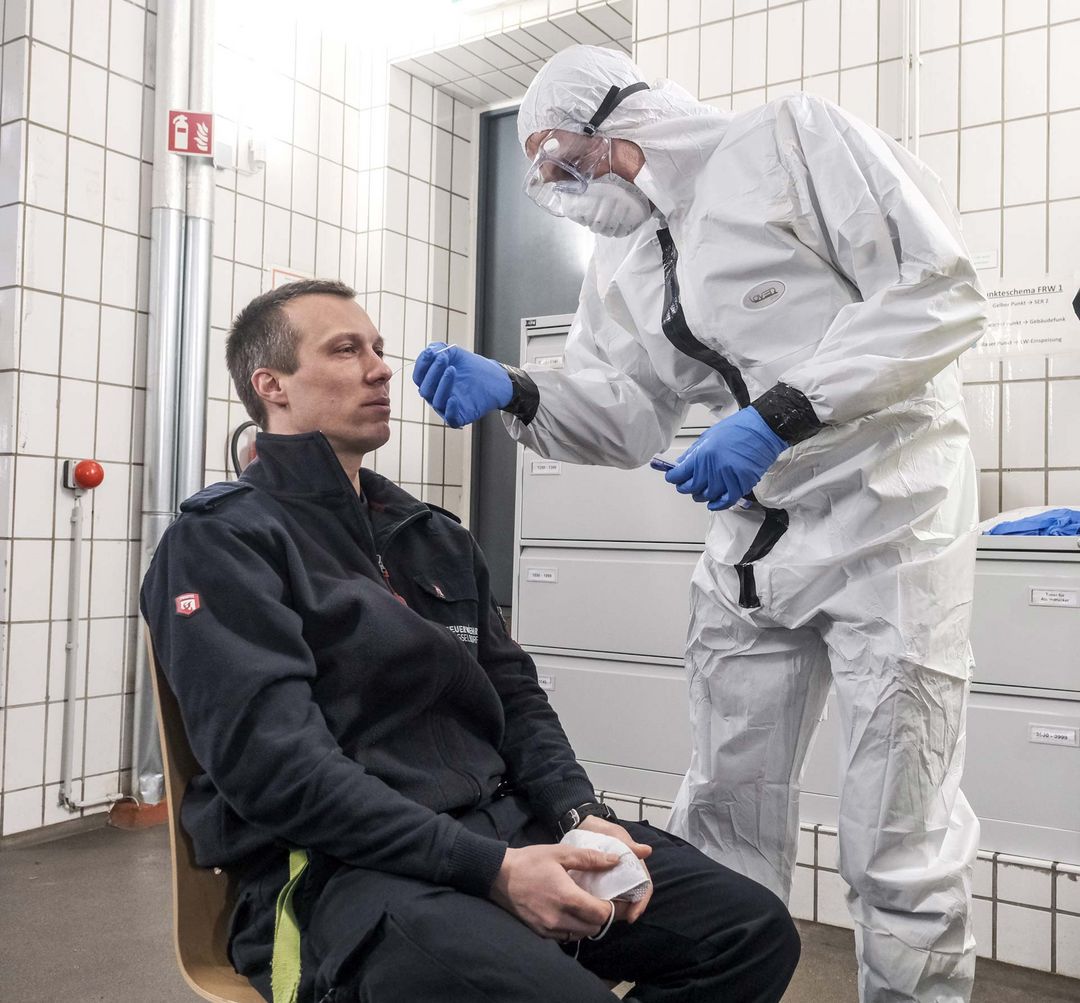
2, 823, 1079, 1003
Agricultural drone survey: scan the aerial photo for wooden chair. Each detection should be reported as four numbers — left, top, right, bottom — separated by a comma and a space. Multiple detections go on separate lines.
147, 627, 631, 1001
147, 627, 265, 1003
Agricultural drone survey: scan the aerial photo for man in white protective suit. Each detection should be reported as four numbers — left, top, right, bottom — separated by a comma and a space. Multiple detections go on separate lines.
413, 44, 988, 1003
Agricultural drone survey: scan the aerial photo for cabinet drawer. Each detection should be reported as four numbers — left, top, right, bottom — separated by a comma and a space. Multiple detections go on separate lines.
520, 437, 709, 544
532, 654, 691, 776
515, 547, 697, 659
971, 558, 1080, 694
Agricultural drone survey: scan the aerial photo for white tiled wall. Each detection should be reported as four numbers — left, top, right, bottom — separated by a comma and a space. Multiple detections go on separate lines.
633, 0, 1080, 522
1, 0, 152, 836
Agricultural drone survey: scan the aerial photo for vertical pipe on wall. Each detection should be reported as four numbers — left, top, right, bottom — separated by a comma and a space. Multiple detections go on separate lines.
176, 0, 215, 500
131, 0, 192, 805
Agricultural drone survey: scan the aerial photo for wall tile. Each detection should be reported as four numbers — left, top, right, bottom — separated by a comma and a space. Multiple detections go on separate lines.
670, 0, 701, 32
1048, 469, 1080, 504
766, 4, 801, 84
961, 38, 1003, 127
234, 194, 264, 267
840, 0, 877, 68
88, 462, 128, 541
699, 19, 733, 97
838, 65, 876, 127
23, 124, 65, 213
922, 0, 960, 50
701, 0, 734, 20
816, 868, 854, 928
109, 0, 144, 81
104, 151, 140, 234
71, 0, 108, 66
1002, 203, 1047, 277
996, 903, 1051, 970
636, 0, 668, 40
1048, 110, 1080, 200
314, 220, 340, 277
319, 95, 344, 164
407, 177, 430, 241
1001, 469, 1045, 509
919, 131, 959, 204
1005, 0, 1047, 33
12, 454, 54, 538
60, 297, 100, 381
920, 48, 959, 135
1004, 29, 1048, 121
962, 0, 1002, 42
67, 58, 107, 146
1048, 380, 1080, 467
972, 895, 994, 958
24, 206, 65, 292
6, 620, 50, 705
1048, 196, 1080, 273
801, 0, 840, 79
263, 204, 290, 269
94, 384, 132, 463
1003, 117, 1047, 205
105, 73, 142, 157
0, 39, 29, 124
732, 11, 766, 91
963, 383, 1000, 469
67, 138, 105, 223
8, 539, 53, 621
88, 539, 128, 618
409, 117, 432, 183
291, 148, 317, 218
667, 27, 700, 96
996, 858, 1052, 907
959, 124, 1002, 211
100, 227, 137, 309
19, 290, 61, 374
56, 376, 97, 458
1048, 18, 1080, 113
634, 34, 667, 79
28, 41, 68, 131
15, 371, 58, 453
1, 785, 43, 835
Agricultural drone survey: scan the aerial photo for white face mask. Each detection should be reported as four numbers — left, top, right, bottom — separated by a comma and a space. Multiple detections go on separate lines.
559, 173, 653, 238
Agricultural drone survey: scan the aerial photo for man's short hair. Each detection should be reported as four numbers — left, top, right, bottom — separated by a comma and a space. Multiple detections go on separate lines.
226, 279, 357, 426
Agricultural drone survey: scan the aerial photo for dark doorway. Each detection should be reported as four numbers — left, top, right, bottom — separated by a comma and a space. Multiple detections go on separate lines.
472, 106, 591, 610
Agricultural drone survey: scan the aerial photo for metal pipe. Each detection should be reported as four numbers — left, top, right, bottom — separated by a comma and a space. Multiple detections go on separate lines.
131, 0, 192, 805
901, 0, 911, 148
912, 0, 921, 156
176, 0, 215, 501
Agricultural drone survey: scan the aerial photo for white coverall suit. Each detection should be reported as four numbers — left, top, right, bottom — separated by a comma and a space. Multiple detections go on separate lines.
506, 47, 989, 1003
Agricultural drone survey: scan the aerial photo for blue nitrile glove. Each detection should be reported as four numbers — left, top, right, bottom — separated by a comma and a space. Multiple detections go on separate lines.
413, 342, 513, 429
665, 407, 788, 510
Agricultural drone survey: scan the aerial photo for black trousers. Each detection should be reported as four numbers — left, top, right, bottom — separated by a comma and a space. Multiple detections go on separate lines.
229, 795, 799, 1003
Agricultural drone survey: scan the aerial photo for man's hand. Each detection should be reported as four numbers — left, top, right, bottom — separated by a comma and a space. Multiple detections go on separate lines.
578, 815, 654, 923
489, 844, 619, 941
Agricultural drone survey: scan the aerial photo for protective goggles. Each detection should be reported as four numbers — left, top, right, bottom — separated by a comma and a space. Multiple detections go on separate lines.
523, 81, 650, 216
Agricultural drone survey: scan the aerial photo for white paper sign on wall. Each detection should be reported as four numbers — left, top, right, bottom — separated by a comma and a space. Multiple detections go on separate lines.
976, 274, 1080, 358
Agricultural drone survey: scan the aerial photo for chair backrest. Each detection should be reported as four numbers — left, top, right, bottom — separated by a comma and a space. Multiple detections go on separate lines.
146, 626, 266, 1003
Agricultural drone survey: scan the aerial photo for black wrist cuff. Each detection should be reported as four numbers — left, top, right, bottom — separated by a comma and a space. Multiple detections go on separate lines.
500, 364, 540, 425
753, 383, 823, 445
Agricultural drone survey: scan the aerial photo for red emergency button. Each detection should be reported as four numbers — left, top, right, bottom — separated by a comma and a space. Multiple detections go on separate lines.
73, 459, 104, 490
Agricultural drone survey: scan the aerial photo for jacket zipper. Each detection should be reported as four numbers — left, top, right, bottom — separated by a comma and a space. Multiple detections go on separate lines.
376, 554, 408, 605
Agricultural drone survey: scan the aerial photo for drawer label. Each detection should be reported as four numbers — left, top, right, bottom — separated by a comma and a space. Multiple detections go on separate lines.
1029, 724, 1079, 747
526, 567, 558, 583
537, 673, 555, 691
1030, 588, 1078, 608
530, 461, 561, 475
534, 355, 564, 369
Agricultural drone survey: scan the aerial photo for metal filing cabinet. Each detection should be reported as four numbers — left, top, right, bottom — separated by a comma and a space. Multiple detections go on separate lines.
797, 533, 1080, 864
513, 315, 861, 812
965, 534, 1080, 862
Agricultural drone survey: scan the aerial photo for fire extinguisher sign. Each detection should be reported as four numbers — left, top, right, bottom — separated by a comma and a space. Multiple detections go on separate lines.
167, 109, 214, 157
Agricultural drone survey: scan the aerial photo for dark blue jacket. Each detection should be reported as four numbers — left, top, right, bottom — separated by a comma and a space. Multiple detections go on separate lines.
140, 432, 594, 897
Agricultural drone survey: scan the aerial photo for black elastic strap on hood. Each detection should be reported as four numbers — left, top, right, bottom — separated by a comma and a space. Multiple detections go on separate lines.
583, 81, 650, 136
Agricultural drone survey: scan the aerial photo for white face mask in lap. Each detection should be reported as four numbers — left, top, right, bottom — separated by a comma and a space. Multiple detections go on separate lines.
560, 173, 653, 238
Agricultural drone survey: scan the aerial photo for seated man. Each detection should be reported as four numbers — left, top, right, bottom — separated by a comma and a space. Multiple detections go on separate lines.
141, 279, 800, 1003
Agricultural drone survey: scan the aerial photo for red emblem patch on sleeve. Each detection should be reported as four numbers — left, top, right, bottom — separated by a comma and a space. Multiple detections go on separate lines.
175, 592, 201, 616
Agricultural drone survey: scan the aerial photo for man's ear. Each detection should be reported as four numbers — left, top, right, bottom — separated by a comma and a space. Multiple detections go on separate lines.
251, 368, 287, 412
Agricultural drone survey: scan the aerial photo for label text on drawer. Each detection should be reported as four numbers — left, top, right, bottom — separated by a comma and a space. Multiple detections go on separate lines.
530, 460, 561, 475
1029, 724, 1079, 747
1030, 588, 1079, 608
526, 567, 558, 583
534, 355, 564, 369
537, 673, 555, 691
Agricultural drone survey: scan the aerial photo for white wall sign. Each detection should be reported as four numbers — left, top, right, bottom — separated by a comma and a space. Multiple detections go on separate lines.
975, 275, 1080, 358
